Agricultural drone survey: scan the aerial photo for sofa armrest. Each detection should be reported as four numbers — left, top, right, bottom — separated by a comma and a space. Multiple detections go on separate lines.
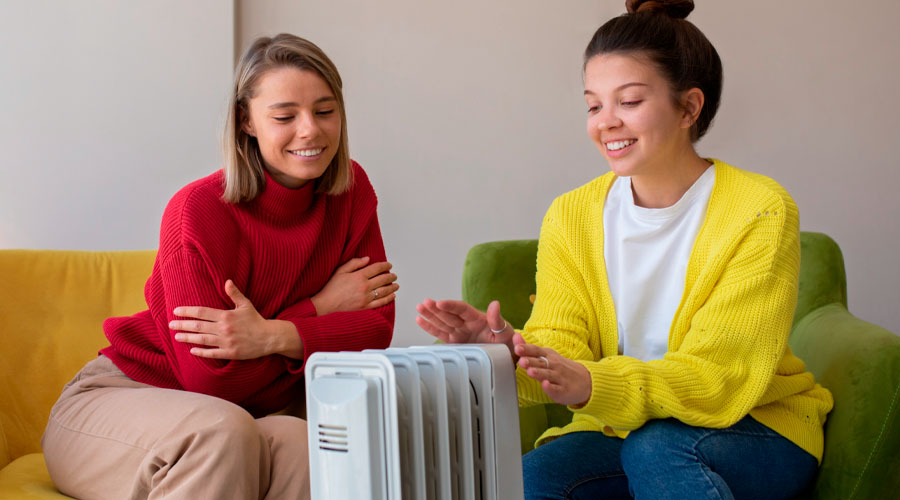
0, 422, 9, 470
789, 303, 900, 500
793, 232, 848, 323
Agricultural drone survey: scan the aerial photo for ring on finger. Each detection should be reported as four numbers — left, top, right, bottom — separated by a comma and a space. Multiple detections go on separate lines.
374, 289, 379, 298
539, 355, 549, 369
490, 320, 508, 334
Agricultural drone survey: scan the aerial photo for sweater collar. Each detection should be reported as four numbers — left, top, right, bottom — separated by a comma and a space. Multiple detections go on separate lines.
252, 169, 316, 220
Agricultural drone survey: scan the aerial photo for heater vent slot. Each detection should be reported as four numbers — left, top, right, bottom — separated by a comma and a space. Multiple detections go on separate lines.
318, 424, 349, 453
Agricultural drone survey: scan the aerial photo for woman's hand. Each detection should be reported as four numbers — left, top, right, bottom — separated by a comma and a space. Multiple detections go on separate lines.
514, 333, 593, 407
416, 299, 515, 353
311, 256, 398, 316
171, 280, 302, 360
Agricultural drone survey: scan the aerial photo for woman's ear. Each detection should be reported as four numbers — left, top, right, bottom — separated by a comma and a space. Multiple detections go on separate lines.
239, 106, 256, 137
680, 88, 705, 129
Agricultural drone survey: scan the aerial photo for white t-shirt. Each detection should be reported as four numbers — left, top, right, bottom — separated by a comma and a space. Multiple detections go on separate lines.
603, 166, 715, 361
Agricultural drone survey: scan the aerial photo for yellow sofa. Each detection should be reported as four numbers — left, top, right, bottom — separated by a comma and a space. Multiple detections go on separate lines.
0, 250, 155, 499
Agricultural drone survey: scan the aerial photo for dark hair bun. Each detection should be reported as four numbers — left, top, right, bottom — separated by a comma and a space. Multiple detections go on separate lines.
626, 0, 694, 19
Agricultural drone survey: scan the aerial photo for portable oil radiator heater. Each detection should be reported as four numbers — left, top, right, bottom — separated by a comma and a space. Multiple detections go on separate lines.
304, 344, 524, 499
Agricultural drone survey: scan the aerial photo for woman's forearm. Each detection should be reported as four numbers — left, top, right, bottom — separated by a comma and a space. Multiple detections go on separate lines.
269, 319, 304, 359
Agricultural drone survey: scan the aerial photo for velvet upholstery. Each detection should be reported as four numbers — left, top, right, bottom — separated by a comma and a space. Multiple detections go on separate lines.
462, 232, 900, 500
0, 454, 66, 499
0, 250, 155, 499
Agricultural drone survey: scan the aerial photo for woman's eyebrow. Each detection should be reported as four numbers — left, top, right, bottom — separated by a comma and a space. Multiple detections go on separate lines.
616, 82, 648, 91
583, 82, 649, 95
267, 96, 337, 109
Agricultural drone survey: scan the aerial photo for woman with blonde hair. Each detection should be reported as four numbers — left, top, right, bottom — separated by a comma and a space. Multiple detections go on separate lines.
417, 1, 832, 498
42, 34, 397, 499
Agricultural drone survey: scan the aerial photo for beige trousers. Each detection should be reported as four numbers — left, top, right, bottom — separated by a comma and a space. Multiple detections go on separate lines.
41, 355, 310, 500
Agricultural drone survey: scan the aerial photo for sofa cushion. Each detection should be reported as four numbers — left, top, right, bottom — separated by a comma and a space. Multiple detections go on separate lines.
0, 453, 72, 499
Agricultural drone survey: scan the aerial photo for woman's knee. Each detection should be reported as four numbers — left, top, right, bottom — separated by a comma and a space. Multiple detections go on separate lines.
193, 402, 262, 449
256, 416, 311, 499
256, 415, 309, 452
165, 398, 268, 465
257, 415, 307, 438
522, 444, 565, 497
523, 432, 627, 498
522, 443, 558, 487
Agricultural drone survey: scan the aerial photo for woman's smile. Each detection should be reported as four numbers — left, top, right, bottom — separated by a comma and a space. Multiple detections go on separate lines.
604, 138, 638, 156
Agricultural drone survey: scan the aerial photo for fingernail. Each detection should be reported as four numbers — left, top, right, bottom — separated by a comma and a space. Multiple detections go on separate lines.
173, 308, 182, 316
169, 321, 176, 328
174, 334, 183, 341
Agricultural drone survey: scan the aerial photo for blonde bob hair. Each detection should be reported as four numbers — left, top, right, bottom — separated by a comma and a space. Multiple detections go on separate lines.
223, 34, 352, 203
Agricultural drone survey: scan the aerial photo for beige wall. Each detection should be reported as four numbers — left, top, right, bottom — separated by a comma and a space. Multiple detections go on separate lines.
239, 0, 900, 345
2, 1, 895, 346
0, 0, 233, 250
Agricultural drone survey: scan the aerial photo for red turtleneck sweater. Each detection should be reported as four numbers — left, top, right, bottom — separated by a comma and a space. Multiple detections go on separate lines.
101, 161, 394, 416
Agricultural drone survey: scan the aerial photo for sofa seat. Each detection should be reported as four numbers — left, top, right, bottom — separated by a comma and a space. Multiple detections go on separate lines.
0, 454, 72, 499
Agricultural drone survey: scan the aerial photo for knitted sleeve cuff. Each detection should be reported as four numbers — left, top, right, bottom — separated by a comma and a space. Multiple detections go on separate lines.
276, 297, 318, 322
569, 360, 626, 420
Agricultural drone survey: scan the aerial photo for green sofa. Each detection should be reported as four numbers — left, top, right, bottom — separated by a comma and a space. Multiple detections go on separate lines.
461, 232, 900, 500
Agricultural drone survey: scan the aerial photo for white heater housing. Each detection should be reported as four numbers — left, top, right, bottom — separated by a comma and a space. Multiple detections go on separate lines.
305, 344, 524, 500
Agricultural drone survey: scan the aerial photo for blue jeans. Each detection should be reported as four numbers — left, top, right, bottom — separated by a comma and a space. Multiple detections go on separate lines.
522, 415, 817, 500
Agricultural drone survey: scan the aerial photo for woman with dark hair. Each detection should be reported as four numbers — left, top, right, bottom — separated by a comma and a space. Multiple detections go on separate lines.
417, 1, 832, 498
41, 34, 397, 500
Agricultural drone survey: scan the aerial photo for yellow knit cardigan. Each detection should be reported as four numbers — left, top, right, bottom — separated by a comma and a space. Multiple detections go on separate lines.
516, 159, 833, 462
